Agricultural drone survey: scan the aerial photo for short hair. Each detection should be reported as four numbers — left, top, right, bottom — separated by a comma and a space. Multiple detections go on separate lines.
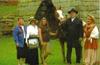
39, 17, 48, 27
18, 17, 23, 21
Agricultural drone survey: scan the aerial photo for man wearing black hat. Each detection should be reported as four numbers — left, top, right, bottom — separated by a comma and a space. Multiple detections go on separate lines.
63, 8, 83, 65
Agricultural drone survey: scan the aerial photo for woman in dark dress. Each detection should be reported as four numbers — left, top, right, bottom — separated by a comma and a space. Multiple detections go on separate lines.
26, 19, 42, 65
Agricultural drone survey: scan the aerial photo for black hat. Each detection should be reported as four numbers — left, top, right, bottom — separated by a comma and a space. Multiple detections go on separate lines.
68, 8, 78, 14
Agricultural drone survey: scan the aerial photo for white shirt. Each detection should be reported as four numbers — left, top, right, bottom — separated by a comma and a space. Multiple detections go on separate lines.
71, 17, 75, 22
26, 25, 39, 44
21, 26, 26, 38
90, 26, 99, 39
88, 26, 99, 43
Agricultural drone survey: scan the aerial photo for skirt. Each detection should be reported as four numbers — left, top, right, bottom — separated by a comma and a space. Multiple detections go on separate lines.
26, 47, 39, 65
84, 38, 98, 49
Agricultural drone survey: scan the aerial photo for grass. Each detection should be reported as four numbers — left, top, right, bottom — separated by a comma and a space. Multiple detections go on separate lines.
0, 36, 78, 65
0, 36, 100, 65
0, 36, 17, 65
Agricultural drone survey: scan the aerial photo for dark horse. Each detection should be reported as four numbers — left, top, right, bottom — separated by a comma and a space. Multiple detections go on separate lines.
34, 0, 59, 32
34, 0, 66, 62
57, 20, 67, 62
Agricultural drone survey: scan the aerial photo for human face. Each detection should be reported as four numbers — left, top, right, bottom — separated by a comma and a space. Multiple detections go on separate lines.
87, 16, 93, 24
69, 11, 77, 18
31, 21, 36, 26
18, 18, 24, 25
42, 19, 47, 25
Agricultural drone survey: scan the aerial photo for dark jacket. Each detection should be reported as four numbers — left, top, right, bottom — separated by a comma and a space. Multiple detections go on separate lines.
63, 17, 83, 41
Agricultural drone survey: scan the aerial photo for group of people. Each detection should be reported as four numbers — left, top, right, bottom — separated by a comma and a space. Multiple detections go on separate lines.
57, 8, 99, 65
13, 8, 99, 65
13, 17, 52, 65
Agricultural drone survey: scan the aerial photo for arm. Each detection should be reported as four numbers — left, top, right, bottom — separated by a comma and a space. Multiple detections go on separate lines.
26, 26, 30, 45
78, 20, 84, 41
79, 20, 84, 38
90, 26, 99, 39
49, 32, 57, 35
38, 28, 43, 45
13, 27, 19, 47
88, 24, 95, 33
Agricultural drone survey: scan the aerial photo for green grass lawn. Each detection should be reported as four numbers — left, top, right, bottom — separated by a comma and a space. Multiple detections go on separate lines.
0, 36, 100, 65
0, 36, 78, 65
0, 36, 17, 65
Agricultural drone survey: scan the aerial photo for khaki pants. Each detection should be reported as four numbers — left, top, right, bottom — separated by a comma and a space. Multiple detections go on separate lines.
84, 49, 97, 65
41, 42, 50, 65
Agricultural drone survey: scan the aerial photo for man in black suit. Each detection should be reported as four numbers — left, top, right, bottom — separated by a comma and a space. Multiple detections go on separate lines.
63, 8, 83, 65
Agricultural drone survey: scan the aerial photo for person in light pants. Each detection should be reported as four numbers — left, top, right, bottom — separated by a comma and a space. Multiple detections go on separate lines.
84, 15, 99, 65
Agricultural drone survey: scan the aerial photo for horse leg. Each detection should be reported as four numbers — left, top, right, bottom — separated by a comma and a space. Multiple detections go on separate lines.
59, 39, 65, 62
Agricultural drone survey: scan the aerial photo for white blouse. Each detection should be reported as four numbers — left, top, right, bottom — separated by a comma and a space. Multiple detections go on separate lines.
90, 26, 99, 39
26, 25, 39, 44
21, 26, 26, 38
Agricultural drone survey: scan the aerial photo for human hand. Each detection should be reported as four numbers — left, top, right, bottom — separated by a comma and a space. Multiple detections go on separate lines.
16, 43, 19, 47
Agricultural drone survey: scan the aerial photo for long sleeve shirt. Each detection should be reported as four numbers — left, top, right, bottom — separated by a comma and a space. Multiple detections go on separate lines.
26, 25, 39, 44
90, 26, 99, 39
13, 25, 25, 47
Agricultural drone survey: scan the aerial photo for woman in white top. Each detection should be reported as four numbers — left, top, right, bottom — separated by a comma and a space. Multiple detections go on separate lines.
26, 19, 42, 65
84, 15, 99, 65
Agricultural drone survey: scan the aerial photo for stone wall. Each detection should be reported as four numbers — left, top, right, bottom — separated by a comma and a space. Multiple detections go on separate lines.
17, 0, 100, 34
53, 0, 100, 22
18, 0, 99, 21
0, 16, 15, 35
0, 0, 18, 5
0, 0, 99, 35
17, 0, 41, 17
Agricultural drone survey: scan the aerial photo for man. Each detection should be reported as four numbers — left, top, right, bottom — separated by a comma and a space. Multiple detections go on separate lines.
13, 17, 26, 65
63, 8, 83, 65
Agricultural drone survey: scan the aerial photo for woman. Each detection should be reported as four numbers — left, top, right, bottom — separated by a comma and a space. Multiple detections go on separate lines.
26, 18, 42, 65
84, 15, 99, 65
40, 17, 55, 65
